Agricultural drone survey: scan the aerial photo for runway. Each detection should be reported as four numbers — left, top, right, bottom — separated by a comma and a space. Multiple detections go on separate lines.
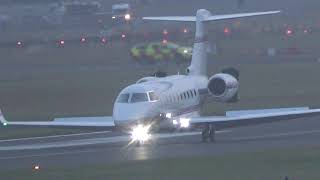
1, 116, 320, 172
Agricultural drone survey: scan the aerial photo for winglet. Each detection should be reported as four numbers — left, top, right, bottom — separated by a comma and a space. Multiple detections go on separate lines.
0, 109, 8, 126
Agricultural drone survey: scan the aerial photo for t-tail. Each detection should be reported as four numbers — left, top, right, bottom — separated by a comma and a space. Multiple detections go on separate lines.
143, 9, 280, 76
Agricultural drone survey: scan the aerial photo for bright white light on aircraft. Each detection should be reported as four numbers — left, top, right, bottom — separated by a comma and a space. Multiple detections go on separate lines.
17, 41, 22, 46
33, 165, 40, 171
130, 124, 151, 143
165, 113, 172, 119
124, 14, 131, 21
172, 119, 178, 125
112, 16, 116, 19
183, 49, 188, 53
60, 40, 65, 45
121, 34, 126, 39
3, 122, 7, 126
180, 118, 190, 128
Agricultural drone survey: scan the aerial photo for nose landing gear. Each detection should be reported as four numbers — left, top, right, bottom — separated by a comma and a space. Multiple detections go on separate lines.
201, 123, 216, 143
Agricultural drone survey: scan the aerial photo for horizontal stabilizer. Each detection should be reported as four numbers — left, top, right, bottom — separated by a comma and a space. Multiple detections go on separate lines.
205, 11, 280, 21
143, 16, 196, 22
143, 11, 280, 22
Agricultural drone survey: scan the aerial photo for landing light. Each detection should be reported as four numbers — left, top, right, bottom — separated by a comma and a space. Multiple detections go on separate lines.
33, 165, 40, 171
165, 113, 172, 119
180, 118, 190, 128
172, 119, 178, 125
124, 14, 131, 21
3, 122, 7, 126
112, 16, 116, 19
130, 124, 151, 143
183, 49, 188, 53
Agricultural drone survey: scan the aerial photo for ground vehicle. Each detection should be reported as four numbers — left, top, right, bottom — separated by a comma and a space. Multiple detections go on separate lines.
130, 42, 192, 62
111, 3, 133, 23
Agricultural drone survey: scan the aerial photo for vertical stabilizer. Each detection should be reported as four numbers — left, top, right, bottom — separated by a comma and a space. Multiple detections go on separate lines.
143, 10, 280, 77
187, 9, 211, 76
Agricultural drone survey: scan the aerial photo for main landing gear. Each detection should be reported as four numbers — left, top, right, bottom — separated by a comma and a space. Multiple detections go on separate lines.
201, 123, 216, 143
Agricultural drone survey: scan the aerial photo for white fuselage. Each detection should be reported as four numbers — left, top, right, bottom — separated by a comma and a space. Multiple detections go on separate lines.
113, 75, 208, 129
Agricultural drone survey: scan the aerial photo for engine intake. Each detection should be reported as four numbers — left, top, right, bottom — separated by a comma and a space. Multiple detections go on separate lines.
208, 73, 239, 102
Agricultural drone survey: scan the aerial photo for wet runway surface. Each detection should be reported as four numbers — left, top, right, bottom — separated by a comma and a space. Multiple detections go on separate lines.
1, 117, 320, 171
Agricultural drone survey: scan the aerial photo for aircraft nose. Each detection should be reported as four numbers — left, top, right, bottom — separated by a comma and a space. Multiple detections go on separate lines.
113, 103, 157, 126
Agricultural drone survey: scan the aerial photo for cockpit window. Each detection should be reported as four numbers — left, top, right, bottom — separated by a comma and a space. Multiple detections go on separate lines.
148, 91, 159, 101
131, 93, 148, 103
117, 93, 130, 103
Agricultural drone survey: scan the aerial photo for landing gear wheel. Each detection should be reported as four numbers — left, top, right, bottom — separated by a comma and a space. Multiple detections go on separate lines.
209, 124, 216, 143
134, 141, 141, 147
201, 124, 216, 143
201, 124, 210, 142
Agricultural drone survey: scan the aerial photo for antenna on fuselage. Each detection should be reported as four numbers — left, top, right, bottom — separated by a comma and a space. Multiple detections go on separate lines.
143, 9, 280, 77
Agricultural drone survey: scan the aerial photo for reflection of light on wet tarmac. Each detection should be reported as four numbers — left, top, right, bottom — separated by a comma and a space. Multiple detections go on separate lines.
132, 146, 152, 161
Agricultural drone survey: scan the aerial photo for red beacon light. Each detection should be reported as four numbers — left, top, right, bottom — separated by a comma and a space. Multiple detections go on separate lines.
162, 39, 168, 44
223, 27, 231, 35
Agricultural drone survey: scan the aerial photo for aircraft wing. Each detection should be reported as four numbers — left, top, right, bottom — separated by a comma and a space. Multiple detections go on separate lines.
0, 111, 115, 128
190, 107, 320, 129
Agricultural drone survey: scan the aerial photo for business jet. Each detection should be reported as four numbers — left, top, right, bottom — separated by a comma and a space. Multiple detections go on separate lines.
2, 9, 320, 144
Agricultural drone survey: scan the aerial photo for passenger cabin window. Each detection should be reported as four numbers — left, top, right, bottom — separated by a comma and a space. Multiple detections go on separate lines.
117, 93, 130, 103
148, 91, 159, 101
190, 90, 193, 98
131, 93, 148, 103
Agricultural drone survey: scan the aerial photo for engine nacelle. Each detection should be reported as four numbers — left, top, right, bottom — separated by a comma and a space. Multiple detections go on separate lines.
208, 73, 239, 102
